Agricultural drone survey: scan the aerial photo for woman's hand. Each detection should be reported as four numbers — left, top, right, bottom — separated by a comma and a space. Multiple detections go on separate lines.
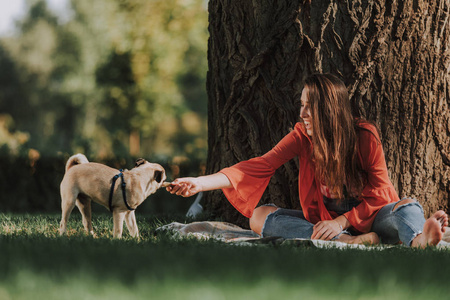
166, 177, 203, 197
166, 173, 232, 197
311, 220, 343, 241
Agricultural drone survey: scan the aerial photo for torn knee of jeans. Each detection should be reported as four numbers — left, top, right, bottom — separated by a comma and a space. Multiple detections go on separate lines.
261, 203, 278, 208
392, 199, 420, 213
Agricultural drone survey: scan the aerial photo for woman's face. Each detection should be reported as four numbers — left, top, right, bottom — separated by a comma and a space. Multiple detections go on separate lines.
300, 88, 312, 136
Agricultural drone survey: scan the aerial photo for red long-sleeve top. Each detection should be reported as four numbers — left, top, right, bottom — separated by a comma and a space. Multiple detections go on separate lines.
219, 121, 399, 233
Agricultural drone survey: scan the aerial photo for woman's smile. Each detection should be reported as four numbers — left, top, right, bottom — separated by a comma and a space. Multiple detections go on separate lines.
300, 88, 312, 136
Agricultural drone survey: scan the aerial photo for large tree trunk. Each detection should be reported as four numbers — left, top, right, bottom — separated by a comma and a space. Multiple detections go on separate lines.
205, 0, 450, 228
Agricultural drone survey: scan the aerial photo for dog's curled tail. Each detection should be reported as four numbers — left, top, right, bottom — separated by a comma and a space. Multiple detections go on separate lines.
65, 153, 89, 172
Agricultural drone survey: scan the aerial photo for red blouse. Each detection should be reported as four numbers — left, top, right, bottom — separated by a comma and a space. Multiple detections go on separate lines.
219, 122, 399, 233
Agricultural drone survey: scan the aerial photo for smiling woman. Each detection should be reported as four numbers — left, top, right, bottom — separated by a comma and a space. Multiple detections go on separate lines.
302, 74, 362, 201
299, 90, 312, 136
167, 73, 449, 248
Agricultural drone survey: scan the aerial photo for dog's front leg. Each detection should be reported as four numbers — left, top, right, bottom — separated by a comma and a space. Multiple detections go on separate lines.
112, 210, 126, 238
125, 211, 139, 238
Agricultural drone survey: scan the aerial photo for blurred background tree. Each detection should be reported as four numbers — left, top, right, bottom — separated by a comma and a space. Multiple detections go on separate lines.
0, 0, 208, 161
0, 0, 208, 213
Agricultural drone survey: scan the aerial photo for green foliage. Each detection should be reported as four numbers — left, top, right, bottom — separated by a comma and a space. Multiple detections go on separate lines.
0, 0, 208, 161
2, 213, 450, 299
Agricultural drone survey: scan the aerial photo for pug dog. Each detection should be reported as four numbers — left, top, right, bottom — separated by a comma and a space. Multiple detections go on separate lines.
59, 154, 168, 238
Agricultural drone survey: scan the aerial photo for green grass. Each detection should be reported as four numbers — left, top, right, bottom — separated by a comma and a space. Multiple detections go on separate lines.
1, 213, 450, 299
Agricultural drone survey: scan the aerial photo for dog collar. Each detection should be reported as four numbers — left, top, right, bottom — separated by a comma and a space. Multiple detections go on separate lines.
108, 169, 135, 212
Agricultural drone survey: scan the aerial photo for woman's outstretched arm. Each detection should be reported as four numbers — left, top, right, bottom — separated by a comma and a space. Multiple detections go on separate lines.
166, 173, 231, 197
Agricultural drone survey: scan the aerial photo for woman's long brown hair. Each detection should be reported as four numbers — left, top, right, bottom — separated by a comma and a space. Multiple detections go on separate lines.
303, 73, 365, 199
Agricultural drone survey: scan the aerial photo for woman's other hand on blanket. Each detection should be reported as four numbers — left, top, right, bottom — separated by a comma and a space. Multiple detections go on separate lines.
311, 220, 342, 241
166, 178, 202, 197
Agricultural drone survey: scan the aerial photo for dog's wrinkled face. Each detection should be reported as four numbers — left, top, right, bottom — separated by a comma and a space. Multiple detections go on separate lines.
134, 158, 166, 196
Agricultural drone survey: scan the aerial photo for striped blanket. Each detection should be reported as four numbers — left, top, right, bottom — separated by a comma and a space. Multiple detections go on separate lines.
157, 221, 450, 249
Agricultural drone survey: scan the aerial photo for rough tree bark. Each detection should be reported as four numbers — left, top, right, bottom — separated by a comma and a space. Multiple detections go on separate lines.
205, 0, 450, 228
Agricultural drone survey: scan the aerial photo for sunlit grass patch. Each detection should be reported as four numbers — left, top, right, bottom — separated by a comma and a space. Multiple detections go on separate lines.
1, 213, 60, 237
0, 213, 169, 239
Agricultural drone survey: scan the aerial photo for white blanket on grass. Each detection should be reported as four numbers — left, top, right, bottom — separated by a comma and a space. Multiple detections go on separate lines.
157, 221, 450, 249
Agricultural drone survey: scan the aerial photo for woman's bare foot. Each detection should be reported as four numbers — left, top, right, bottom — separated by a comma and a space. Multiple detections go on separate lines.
411, 210, 448, 248
336, 232, 380, 245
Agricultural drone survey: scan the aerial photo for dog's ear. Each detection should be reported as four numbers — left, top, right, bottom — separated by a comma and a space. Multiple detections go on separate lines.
135, 158, 146, 167
154, 170, 163, 183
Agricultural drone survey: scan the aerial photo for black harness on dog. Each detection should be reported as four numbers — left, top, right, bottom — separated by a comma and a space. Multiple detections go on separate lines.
108, 169, 135, 212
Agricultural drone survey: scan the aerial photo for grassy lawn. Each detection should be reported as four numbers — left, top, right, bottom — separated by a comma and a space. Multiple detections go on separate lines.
1, 213, 450, 299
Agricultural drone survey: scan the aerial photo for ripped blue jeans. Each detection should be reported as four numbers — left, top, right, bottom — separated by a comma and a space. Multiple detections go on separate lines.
261, 198, 425, 246
371, 199, 425, 245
